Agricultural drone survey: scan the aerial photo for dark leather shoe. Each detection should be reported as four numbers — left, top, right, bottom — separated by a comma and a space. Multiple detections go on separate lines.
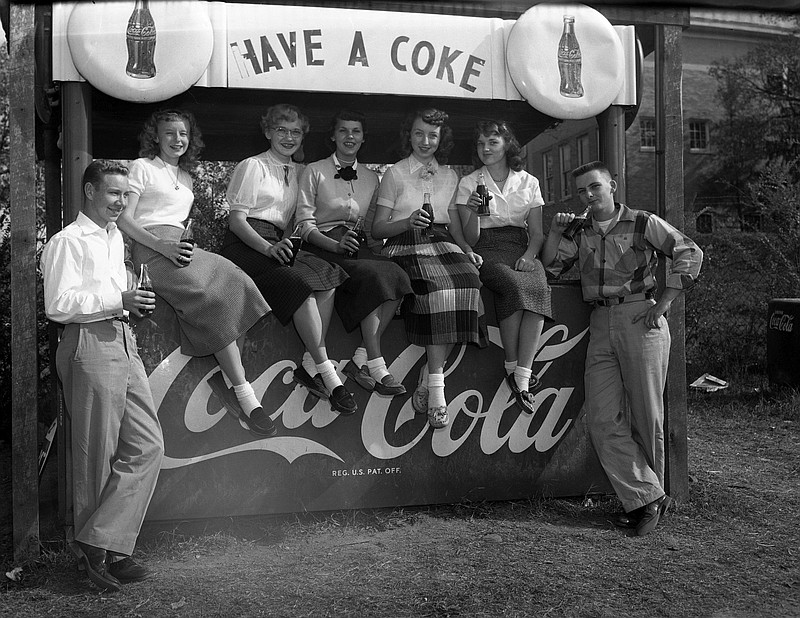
342, 360, 376, 391
329, 385, 357, 415
108, 557, 152, 583
76, 542, 121, 592
614, 508, 642, 529
293, 366, 328, 399
373, 374, 407, 397
636, 495, 667, 536
507, 374, 536, 414
244, 407, 277, 437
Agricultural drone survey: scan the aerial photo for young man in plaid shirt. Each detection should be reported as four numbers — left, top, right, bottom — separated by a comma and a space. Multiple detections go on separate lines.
542, 161, 703, 536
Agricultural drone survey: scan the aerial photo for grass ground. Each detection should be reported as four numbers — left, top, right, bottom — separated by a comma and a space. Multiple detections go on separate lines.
1, 380, 799, 617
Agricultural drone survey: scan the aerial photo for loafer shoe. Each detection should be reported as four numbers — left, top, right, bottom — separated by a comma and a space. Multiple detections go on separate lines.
515, 390, 536, 415
427, 405, 449, 428
636, 495, 667, 536
614, 509, 642, 529
507, 372, 540, 395
412, 383, 428, 415
374, 374, 407, 397
342, 360, 376, 391
658, 495, 673, 519
244, 407, 278, 437
506, 373, 521, 395
293, 366, 329, 399
329, 385, 357, 415
108, 557, 152, 583
76, 542, 121, 592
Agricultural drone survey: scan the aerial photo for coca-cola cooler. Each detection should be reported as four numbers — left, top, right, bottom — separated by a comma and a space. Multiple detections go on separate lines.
767, 299, 800, 387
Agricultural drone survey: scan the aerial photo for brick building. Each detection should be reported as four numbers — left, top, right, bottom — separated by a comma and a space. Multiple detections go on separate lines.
523, 9, 796, 233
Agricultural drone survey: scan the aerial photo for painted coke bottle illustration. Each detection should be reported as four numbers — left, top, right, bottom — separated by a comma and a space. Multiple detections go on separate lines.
126, 0, 157, 79
422, 192, 434, 239
345, 216, 364, 259
476, 171, 492, 217
558, 15, 583, 98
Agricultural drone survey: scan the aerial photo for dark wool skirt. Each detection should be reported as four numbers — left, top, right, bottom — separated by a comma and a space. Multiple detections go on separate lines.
473, 226, 552, 322
220, 219, 348, 325
303, 227, 413, 332
131, 225, 271, 357
383, 226, 487, 348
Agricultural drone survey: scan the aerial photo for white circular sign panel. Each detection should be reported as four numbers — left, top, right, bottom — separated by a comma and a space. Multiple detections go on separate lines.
67, 1, 213, 103
506, 3, 625, 120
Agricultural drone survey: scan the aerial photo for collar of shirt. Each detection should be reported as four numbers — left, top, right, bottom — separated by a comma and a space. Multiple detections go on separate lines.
589, 202, 633, 234
265, 148, 295, 170
75, 211, 118, 237
408, 156, 438, 176
332, 153, 359, 171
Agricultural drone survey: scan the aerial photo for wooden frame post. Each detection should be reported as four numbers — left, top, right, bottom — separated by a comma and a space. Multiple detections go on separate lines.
655, 23, 689, 501
10, 1, 39, 561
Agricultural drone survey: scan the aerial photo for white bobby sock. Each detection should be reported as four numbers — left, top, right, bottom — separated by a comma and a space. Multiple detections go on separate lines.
514, 366, 533, 393
366, 357, 390, 382
427, 373, 446, 409
504, 360, 517, 375
316, 360, 343, 392
233, 382, 260, 416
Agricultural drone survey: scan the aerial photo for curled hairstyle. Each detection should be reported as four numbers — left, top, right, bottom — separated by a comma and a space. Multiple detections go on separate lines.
471, 120, 525, 172
327, 109, 367, 152
572, 160, 612, 179
399, 108, 454, 164
138, 109, 204, 171
83, 159, 129, 188
260, 104, 311, 135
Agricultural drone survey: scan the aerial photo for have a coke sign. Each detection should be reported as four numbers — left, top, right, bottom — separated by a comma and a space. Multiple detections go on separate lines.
136, 285, 609, 520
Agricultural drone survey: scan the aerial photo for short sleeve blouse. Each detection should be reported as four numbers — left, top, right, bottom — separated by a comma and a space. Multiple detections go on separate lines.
376, 156, 458, 225
127, 157, 193, 229
453, 167, 544, 229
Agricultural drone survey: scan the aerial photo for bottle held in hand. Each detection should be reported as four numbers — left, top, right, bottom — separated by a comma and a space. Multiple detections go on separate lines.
287, 224, 303, 266
422, 192, 434, 239
180, 218, 195, 245
138, 263, 154, 316
562, 205, 591, 240
345, 216, 365, 259
476, 172, 492, 217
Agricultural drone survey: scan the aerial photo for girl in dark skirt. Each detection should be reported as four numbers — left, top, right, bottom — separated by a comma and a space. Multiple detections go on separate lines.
453, 120, 552, 415
221, 104, 357, 416
296, 109, 413, 397
372, 108, 486, 429
118, 109, 276, 437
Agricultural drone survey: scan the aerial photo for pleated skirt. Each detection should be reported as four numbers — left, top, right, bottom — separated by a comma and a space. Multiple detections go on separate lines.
383, 227, 487, 348
220, 219, 348, 325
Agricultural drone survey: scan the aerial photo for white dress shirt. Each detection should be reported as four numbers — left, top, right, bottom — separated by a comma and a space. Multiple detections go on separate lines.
41, 212, 128, 324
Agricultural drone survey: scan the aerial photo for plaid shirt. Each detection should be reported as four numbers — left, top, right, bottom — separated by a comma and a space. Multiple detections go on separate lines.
548, 203, 703, 303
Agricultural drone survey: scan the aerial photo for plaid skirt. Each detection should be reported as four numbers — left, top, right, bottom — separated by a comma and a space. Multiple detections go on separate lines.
220, 219, 348, 325
473, 226, 552, 322
383, 227, 487, 347
131, 225, 271, 357
304, 228, 413, 332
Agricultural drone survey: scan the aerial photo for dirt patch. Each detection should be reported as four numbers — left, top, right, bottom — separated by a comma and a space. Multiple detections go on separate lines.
2, 389, 799, 617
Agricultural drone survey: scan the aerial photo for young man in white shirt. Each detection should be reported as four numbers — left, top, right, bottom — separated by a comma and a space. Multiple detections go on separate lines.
41, 160, 163, 590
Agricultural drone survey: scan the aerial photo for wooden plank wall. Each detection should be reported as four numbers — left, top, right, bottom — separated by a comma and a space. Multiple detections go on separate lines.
9, 1, 40, 560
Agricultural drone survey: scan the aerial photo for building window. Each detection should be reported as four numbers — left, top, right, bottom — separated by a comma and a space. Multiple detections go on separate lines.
542, 152, 554, 202
640, 118, 656, 151
559, 144, 572, 199
577, 134, 591, 166
689, 121, 710, 152
696, 212, 713, 234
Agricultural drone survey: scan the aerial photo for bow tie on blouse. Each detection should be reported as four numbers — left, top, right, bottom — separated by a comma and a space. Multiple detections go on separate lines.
335, 166, 358, 181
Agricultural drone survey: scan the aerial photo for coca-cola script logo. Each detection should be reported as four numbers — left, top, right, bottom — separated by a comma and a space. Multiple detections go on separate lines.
769, 310, 795, 333
146, 324, 588, 470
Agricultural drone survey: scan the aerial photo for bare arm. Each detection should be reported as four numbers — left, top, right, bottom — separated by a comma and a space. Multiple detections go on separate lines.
448, 206, 482, 268
371, 204, 429, 239
228, 210, 296, 266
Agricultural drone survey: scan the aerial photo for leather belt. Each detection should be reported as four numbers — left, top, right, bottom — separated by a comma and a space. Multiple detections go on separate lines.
113, 315, 130, 324
593, 291, 654, 307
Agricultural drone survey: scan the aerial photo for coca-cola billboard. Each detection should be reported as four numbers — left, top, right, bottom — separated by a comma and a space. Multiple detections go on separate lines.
133, 285, 609, 520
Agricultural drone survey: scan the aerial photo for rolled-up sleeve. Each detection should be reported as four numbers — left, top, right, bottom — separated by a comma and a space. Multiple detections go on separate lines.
546, 236, 580, 280
646, 216, 703, 291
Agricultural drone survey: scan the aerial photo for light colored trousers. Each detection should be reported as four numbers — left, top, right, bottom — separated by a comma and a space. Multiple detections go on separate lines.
56, 319, 163, 556
584, 300, 669, 512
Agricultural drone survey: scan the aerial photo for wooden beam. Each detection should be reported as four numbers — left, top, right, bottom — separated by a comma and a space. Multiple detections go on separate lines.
655, 23, 689, 502
10, 1, 39, 561
61, 82, 91, 224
